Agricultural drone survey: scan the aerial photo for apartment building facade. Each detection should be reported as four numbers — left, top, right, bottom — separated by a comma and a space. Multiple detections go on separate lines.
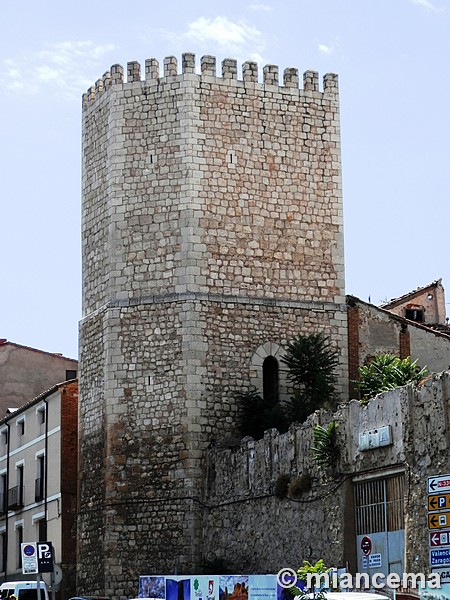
0, 381, 78, 598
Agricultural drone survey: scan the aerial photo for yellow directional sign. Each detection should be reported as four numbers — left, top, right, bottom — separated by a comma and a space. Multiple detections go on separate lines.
429, 494, 450, 512
429, 512, 450, 529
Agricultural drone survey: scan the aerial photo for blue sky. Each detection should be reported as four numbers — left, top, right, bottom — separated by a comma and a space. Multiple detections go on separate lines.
1, 0, 449, 359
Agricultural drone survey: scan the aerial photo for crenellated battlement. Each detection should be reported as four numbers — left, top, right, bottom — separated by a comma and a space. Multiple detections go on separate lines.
82, 52, 338, 110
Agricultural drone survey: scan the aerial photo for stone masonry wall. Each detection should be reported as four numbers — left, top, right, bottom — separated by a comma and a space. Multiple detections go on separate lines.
81, 53, 344, 310
79, 53, 347, 597
203, 372, 450, 577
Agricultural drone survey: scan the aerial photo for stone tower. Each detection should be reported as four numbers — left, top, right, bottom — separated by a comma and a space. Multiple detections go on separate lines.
78, 53, 347, 597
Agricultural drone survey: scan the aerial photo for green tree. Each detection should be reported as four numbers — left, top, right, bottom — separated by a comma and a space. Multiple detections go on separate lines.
237, 333, 339, 438
281, 333, 339, 423
356, 353, 427, 402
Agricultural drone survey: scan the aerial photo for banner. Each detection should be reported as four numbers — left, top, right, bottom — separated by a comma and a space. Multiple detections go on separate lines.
138, 574, 278, 600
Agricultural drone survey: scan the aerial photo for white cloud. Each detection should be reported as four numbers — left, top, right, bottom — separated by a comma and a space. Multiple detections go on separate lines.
318, 44, 334, 55
249, 3, 273, 11
157, 16, 267, 67
169, 16, 265, 64
0, 41, 116, 99
186, 16, 263, 51
411, 0, 442, 11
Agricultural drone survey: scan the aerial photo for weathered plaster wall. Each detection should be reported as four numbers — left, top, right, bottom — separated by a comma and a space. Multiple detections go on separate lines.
203, 372, 450, 577
0, 340, 77, 416
383, 280, 446, 325
409, 325, 450, 373
349, 298, 450, 378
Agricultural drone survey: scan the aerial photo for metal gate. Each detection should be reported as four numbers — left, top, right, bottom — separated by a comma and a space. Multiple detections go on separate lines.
354, 474, 405, 577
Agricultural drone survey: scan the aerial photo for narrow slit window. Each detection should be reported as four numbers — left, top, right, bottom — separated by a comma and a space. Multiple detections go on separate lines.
263, 355, 279, 404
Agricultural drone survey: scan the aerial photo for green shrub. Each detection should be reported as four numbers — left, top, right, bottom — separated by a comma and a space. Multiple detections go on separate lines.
289, 473, 312, 498
312, 422, 338, 470
238, 389, 288, 440
356, 354, 427, 401
274, 473, 291, 499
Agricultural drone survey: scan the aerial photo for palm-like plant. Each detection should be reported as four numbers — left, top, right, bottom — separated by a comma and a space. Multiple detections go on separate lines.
281, 333, 339, 422
312, 422, 338, 470
356, 354, 427, 401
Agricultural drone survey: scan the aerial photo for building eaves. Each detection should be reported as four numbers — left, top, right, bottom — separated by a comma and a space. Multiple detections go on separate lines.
0, 379, 78, 427
346, 294, 450, 341
0, 339, 77, 363
379, 279, 442, 309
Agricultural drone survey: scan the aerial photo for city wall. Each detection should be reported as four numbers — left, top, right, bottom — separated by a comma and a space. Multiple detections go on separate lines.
202, 372, 450, 576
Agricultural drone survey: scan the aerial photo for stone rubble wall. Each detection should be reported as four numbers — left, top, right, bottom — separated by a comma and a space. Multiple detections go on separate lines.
203, 372, 450, 576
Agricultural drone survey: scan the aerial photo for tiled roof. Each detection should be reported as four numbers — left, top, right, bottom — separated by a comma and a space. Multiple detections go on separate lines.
380, 279, 442, 309
0, 339, 77, 362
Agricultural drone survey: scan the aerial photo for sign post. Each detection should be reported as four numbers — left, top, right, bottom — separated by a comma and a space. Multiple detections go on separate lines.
37, 542, 53, 573
428, 473, 450, 575
21, 541, 54, 599
21, 543, 38, 575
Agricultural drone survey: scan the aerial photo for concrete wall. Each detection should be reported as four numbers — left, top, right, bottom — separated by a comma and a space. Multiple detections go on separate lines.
202, 372, 450, 578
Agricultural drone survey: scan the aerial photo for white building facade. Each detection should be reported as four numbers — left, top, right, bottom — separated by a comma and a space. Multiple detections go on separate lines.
0, 381, 78, 598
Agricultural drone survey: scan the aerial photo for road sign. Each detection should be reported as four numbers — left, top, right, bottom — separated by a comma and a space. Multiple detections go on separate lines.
429, 512, 450, 529
430, 548, 450, 566
428, 475, 450, 494
21, 543, 38, 575
430, 530, 450, 547
431, 567, 450, 583
21, 542, 53, 574
369, 553, 382, 568
361, 536, 372, 556
37, 542, 54, 573
429, 494, 450, 511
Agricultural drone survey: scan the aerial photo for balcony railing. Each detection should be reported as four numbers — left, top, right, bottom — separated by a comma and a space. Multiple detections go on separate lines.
35, 478, 44, 502
7, 485, 23, 509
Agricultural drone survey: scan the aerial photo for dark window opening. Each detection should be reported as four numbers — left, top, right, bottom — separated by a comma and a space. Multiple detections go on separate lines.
38, 518, 47, 542
0, 474, 6, 514
405, 309, 424, 323
35, 455, 45, 501
0, 532, 6, 572
66, 369, 77, 380
17, 525, 23, 569
38, 408, 45, 425
263, 355, 279, 404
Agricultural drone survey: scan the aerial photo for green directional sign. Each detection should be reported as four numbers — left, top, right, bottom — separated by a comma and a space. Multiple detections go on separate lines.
429, 512, 450, 530
429, 494, 450, 512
